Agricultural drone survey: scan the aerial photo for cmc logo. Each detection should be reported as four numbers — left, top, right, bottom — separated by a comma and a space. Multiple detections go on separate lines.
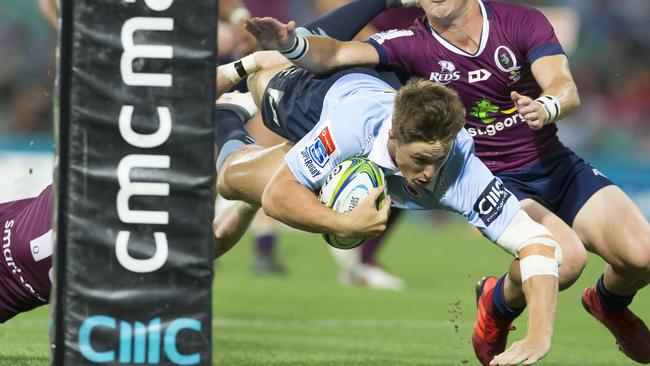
473, 178, 512, 226
78, 316, 202, 365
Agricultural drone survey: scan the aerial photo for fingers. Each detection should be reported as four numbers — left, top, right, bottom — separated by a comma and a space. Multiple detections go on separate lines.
510, 91, 522, 105
367, 186, 384, 201
522, 355, 542, 365
511, 91, 530, 107
381, 194, 392, 213
510, 91, 546, 130
489, 340, 545, 366
287, 20, 296, 33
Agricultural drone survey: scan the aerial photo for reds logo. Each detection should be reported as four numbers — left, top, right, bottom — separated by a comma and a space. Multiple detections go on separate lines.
430, 60, 461, 85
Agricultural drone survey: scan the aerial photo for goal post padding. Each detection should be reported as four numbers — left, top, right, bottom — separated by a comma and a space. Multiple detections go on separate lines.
52, 0, 215, 364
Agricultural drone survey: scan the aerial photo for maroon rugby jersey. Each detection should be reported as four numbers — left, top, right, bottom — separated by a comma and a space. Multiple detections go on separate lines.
367, 0, 565, 172
0, 185, 53, 322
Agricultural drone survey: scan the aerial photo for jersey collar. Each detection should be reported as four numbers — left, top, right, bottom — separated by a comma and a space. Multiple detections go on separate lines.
427, 0, 490, 58
367, 117, 399, 175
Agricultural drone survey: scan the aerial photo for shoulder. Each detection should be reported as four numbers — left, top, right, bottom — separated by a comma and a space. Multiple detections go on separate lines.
368, 16, 430, 45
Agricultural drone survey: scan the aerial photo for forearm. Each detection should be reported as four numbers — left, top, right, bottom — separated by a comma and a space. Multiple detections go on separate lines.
287, 36, 377, 74
217, 51, 289, 98
522, 274, 558, 344
541, 79, 580, 122
262, 180, 346, 236
531, 55, 581, 124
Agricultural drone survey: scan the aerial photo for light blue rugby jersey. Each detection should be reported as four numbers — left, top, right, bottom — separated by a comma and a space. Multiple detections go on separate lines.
285, 73, 521, 242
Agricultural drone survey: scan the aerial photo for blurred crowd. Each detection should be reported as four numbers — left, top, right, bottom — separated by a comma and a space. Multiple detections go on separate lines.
0, 0, 648, 159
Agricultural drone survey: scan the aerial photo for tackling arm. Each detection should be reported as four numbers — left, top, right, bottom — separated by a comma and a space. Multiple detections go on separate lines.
245, 17, 379, 74
262, 164, 390, 239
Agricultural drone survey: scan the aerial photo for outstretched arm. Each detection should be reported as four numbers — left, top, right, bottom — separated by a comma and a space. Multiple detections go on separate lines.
490, 211, 561, 365
262, 164, 390, 239
245, 17, 380, 74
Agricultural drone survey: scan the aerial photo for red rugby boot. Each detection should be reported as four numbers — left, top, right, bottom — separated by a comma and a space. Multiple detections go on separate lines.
472, 276, 514, 366
582, 287, 650, 363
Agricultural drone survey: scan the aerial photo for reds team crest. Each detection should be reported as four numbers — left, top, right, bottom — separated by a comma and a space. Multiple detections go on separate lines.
494, 45, 521, 84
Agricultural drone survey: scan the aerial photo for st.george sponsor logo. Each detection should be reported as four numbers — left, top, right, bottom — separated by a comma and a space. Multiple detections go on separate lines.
78, 315, 202, 365
430, 61, 461, 85
473, 178, 511, 226
467, 113, 524, 137
468, 97, 522, 137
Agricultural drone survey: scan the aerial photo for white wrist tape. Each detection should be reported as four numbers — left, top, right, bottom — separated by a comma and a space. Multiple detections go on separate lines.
535, 95, 561, 124
519, 254, 559, 283
280, 34, 310, 61
221, 54, 258, 84
228, 7, 251, 25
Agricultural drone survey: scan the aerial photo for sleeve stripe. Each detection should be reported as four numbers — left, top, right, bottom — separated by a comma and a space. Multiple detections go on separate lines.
528, 43, 565, 64
365, 39, 389, 66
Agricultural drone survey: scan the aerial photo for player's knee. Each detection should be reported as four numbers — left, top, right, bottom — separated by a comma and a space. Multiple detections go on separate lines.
216, 164, 240, 201
557, 243, 587, 290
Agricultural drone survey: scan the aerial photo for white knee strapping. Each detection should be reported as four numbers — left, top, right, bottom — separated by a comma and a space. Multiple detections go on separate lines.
496, 210, 562, 282
520, 255, 558, 283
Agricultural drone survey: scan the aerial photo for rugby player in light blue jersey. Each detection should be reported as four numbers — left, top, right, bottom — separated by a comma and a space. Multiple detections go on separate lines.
213, 57, 562, 364
245, 1, 650, 363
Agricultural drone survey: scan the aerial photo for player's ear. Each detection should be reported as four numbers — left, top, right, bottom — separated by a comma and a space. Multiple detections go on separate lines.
388, 129, 395, 140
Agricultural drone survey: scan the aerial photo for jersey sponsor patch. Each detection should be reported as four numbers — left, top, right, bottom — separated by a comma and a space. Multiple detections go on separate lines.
370, 29, 414, 45
473, 178, 511, 226
308, 126, 336, 168
301, 146, 324, 178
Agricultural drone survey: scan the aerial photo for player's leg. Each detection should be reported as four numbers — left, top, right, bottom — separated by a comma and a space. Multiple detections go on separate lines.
213, 86, 292, 256
573, 185, 650, 363
213, 198, 260, 258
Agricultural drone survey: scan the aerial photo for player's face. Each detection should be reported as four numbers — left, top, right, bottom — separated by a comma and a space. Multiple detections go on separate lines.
394, 140, 449, 188
418, 0, 471, 22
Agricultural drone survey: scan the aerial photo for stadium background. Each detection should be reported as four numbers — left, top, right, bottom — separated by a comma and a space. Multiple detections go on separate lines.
0, 0, 649, 365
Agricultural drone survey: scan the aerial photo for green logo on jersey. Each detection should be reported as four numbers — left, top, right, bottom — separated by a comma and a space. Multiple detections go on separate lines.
470, 98, 500, 124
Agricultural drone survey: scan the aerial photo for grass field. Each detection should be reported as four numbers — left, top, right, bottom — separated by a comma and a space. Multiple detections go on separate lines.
1, 216, 648, 365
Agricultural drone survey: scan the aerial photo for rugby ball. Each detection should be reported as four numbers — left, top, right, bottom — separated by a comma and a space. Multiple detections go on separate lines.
318, 157, 386, 249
